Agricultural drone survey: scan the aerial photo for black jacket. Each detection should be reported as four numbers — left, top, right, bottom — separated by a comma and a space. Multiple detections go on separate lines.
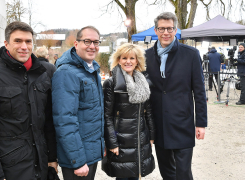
237, 50, 245, 76
37, 57, 49, 63
102, 66, 155, 178
145, 40, 207, 149
0, 46, 57, 180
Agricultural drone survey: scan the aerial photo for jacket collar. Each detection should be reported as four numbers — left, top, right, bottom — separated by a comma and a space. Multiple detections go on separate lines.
153, 37, 179, 56
112, 65, 127, 92
56, 47, 100, 74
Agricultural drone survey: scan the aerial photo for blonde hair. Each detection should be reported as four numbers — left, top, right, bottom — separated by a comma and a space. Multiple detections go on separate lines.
36, 46, 48, 58
110, 43, 146, 72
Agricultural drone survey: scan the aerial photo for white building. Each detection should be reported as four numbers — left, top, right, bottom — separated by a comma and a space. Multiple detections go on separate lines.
0, 0, 6, 46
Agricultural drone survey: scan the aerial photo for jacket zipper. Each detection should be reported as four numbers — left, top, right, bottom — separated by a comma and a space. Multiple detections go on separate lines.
138, 103, 141, 179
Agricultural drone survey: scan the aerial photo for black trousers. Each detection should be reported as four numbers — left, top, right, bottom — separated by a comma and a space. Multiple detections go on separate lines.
239, 76, 245, 103
62, 162, 98, 180
209, 73, 220, 89
155, 144, 193, 180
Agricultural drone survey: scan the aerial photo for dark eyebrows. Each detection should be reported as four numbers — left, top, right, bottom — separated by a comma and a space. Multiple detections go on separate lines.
14, 38, 32, 42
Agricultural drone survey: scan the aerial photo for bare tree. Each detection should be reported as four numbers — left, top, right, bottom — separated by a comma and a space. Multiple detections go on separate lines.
101, 0, 245, 41
27, 0, 45, 30
6, 0, 26, 24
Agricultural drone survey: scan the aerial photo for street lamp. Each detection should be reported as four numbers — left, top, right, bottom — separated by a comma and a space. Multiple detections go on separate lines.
124, 19, 131, 42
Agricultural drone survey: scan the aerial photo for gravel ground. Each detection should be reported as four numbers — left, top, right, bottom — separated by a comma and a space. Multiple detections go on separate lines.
58, 82, 245, 180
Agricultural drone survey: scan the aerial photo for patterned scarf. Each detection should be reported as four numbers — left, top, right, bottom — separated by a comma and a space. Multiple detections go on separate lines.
121, 68, 150, 104
157, 36, 176, 78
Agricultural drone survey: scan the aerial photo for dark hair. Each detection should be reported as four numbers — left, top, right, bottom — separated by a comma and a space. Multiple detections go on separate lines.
211, 46, 216, 50
5, 21, 34, 42
54, 54, 58, 57
76, 26, 100, 40
154, 12, 178, 29
239, 43, 245, 48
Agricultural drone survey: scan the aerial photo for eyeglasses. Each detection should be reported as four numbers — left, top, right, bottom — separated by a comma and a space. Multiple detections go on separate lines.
157, 27, 175, 33
76, 39, 101, 47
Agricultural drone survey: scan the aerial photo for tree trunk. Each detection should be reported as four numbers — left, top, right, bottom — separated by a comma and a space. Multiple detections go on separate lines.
125, 0, 137, 42
115, 0, 138, 42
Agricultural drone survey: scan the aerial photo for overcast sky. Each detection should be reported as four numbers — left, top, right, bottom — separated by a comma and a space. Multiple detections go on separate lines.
19, 0, 242, 34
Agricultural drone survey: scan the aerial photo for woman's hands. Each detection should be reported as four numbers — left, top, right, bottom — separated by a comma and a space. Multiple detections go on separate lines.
110, 147, 119, 155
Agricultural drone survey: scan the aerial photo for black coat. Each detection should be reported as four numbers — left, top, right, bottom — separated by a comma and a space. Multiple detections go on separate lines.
145, 40, 207, 149
102, 66, 155, 178
0, 46, 57, 180
237, 50, 245, 76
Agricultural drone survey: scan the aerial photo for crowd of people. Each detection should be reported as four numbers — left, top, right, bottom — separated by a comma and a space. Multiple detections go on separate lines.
0, 12, 208, 180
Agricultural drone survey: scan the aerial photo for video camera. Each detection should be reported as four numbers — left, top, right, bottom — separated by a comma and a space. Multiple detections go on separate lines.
203, 53, 209, 63
227, 46, 237, 65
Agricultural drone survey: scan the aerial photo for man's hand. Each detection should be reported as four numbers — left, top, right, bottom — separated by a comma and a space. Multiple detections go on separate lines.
110, 147, 119, 155
150, 140, 154, 147
196, 127, 205, 140
48, 162, 58, 173
74, 164, 89, 177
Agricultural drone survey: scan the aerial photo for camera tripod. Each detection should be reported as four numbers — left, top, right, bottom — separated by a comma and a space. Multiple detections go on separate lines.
202, 60, 223, 102
220, 59, 240, 105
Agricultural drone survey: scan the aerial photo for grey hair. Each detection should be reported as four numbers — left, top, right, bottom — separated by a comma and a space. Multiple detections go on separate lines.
76, 26, 100, 40
154, 12, 178, 29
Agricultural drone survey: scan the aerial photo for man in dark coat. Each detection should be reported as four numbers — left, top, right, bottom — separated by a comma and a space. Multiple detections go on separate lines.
145, 12, 207, 180
0, 21, 57, 180
235, 43, 245, 105
208, 47, 222, 91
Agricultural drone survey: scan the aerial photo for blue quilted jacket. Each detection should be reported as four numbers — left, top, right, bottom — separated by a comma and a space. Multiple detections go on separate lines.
52, 47, 104, 169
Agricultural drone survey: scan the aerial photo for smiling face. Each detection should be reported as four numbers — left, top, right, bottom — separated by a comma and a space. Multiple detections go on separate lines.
74, 28, 99, 64
4, 30, 33, 63
119, 52, 138, 76
154, 19, 177, 48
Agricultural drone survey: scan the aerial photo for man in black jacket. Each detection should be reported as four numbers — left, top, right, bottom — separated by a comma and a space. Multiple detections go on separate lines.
236, 43, 245, 105
145, 12, 207, 180
0, 21, 57, 180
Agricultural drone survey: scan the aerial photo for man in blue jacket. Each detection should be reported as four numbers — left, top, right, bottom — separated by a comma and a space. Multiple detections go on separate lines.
52, 26, 104, 180
208, 47, 222, 91
145, 12, 207, 180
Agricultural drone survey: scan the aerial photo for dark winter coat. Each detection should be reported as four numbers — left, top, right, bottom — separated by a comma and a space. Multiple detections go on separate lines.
102, 66, 155, 178
208, 49, 222, 73
237, 50, 245, 76
37, 57, 49, 63
145, 40, 207, 149
0, 46, 57, 180
52, 47, 104, 169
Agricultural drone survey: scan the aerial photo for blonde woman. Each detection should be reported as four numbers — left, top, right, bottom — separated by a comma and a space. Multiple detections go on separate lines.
102, 43, 155, 180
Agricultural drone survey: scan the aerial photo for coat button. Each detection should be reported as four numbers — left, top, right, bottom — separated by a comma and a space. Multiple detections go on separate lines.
72, 160, 76, 164
117, 111, 119, 116
84, 81, 87, 85
33, 143, 36, 146
163, 91, 166, 94
35, 174, 39, 177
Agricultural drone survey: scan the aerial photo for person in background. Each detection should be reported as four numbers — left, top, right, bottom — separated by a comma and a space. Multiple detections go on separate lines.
0, 21, 57, 180
145, 12, 207, 180
102, 43, 155, 180
53, 54, 58, 65
36, 45, 50, 63
235, 43, 245, 105
52, 26, 104, 180
208, 46, 222, 91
